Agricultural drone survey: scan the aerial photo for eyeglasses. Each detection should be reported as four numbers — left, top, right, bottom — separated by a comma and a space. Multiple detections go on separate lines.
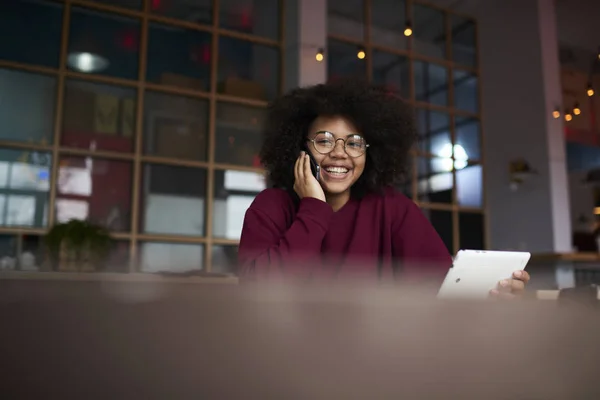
307, 131, 369, 158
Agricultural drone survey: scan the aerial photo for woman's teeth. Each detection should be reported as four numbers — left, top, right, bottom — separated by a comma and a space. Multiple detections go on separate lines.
326, 167, 349, 175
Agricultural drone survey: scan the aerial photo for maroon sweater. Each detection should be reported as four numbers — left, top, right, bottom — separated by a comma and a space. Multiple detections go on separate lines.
238, 187, 452, 282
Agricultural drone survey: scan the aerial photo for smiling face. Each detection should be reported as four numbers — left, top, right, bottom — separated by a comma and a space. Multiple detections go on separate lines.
306, 115, 367, 198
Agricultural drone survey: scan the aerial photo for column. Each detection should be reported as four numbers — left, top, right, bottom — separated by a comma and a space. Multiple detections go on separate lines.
474, 0, 572, 252
284, 0, 327, 90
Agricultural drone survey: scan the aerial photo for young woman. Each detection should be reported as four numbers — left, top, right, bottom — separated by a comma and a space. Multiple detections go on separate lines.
238, 80, 529, 296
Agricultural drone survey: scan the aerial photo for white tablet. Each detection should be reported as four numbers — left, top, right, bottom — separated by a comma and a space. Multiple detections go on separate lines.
437, 250, 531, 299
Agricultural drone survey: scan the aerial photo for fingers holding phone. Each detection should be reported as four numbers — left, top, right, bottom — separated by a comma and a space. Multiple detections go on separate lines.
294, 152, 326, 202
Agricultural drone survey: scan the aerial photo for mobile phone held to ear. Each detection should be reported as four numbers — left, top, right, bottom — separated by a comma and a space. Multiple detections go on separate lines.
437, 250, 531, 299
303, 147, 320, 181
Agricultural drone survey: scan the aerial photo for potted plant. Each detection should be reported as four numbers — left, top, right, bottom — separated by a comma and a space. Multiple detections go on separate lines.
45, 219, 112, 272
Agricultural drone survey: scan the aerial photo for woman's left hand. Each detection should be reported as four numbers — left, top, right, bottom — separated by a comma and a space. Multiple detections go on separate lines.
489, 270, 531, 299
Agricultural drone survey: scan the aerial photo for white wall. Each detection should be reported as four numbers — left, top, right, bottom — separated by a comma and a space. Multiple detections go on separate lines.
474, 0, 572, 252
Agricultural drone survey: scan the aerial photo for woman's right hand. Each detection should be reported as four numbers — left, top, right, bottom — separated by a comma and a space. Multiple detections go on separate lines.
293, 152, 326, 202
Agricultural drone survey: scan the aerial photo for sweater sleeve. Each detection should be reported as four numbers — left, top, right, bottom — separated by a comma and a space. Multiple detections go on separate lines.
237, 193, 333, 281
392, 197, 453, 281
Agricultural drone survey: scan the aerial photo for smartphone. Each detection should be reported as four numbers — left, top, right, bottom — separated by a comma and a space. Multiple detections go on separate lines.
303, 146, 321, 181
437, 250, 531, 299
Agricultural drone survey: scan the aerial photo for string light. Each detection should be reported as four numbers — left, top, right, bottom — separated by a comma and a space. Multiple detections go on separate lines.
357, 48, 366, 59
315, 48, 324, 62
552, 109, 561, 119
573, 103, 581, 116
564, 109, 573, 122
404, 21, 413, 37
587, 83, 594, 97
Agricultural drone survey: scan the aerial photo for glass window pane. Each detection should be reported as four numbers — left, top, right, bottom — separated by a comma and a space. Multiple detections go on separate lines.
103, 241, 130, 272
0, 69, 55, 145
459, 212, 485, 250
211, 245, 239, 274
0, 234, 18, 271
0, 149, 51, 228
56, 157, 133, 231
371, 0, 407, 49
140, 164, 207, 236
451, 16, 476, 67
89, 0, 142, 10
422, 208, 453, 253
151, 0, 211, 23
416, 109, 451, 155
456, 162, 482, 208
455, 116, 481, 161
417, 156, 453, 204
216, 103, 265, 167
328, 0, 364, 41
372, 52, 409, 100
0, 0, 63, 68
146, 23, 211, 92
143, 91, 209, 161
414, 61, 448, 106
68, 7, 140, 80
218, 37, 279, 101
213, 169, 266, 240
220, 0, 279, 40
413, 4, 447, 60
139, 242, 204, 273
453, 70, 479, 113
62, 80, 136, 152
328, 39, 366, 81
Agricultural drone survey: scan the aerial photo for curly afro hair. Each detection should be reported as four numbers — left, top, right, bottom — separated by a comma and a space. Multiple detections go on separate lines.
260, 79, 417, 198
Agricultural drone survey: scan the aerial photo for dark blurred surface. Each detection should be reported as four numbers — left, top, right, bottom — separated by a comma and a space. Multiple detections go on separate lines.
1, 279, 599, 399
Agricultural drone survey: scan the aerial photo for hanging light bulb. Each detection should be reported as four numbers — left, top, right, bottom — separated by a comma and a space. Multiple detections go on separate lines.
573, 103, 581, 115
587, 83, 595, 97
564, 109, 573, 122
315, 48, 324, 62
357, 48, 366, 59
404, 20, 413, 37
552, 109, 561, 119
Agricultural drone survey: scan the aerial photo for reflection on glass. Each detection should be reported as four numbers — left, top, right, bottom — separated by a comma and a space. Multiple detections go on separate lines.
451, 16, 477, 67
328, 0, 364, 41
459, 212, 484, 250
212, 169, 265, 240
0, 0, 63, 67
372, 52, 409, 99
141, 164, 207, 236
328, 39, 366, 81
68, 7, 140, 79
371, 0, 407, 49
215, 103, 265, 166
102, 241, 130, 272
422, 208, 453, 252
455, 116, 481, 160
211, 245, 238, 274
416, 109, 450, 155
0, 69, 55, 145
218, 37, 279, 101
140, 242, 204, 273
152, 0, 211, 23
220, 0, 279, 39
413, 4, 447, 60
62, 80, 136, 152
453, 70, 478, 113
146, 23, 211, 91
456, 162, 482, 208
143, 92, 208, 161
417, 156, 453, 204
0, 149, 51, 228
0, 234, 18, 271
414, 61, 448, 106
56, 157, 133, 231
